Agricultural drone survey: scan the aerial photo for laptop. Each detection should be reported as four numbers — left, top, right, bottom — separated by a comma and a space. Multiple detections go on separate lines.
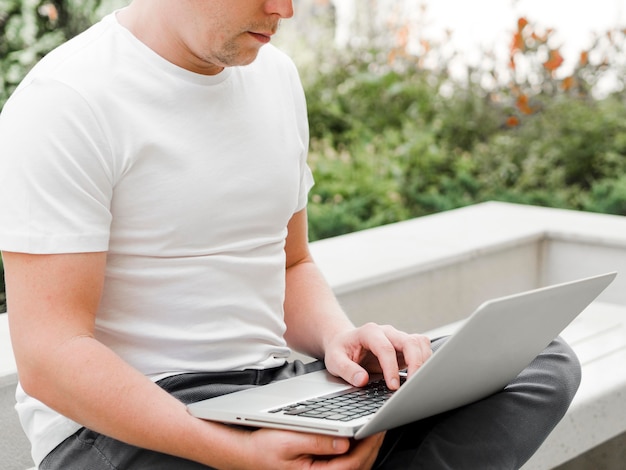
187, 272, 616, 439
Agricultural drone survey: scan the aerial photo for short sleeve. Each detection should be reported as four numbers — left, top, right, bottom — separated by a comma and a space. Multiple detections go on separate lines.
288, 55, 313, 213
0, 78, 113, 253
296, 162, 314, 213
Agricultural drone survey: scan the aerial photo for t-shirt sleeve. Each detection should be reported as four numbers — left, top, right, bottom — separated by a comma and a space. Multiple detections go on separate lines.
298, 163, 314, 212
0, 78, 113, 254
287, 55, 314, 214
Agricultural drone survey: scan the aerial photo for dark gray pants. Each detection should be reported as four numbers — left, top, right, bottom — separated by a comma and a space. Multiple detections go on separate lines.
40, 337, 581, 470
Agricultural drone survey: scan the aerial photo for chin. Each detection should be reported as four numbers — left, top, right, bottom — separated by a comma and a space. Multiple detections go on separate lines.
237, 48, 265, 67
230, 42, 268, 66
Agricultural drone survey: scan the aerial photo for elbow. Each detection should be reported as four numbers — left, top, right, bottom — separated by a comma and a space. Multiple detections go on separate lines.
15, 333, 96, 403
14, 342, 67, 402
16, 357, 53, 401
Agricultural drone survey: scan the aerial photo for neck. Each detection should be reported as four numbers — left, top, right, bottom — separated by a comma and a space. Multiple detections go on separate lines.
115, 3, 224, 76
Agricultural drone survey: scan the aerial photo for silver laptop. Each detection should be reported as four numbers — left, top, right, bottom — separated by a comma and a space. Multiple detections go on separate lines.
188, 272, 616, 439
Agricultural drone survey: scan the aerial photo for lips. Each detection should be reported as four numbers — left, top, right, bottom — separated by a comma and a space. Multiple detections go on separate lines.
248, 31, 272, 44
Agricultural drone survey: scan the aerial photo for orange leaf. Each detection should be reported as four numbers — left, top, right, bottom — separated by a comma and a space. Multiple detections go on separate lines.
506, 116, 520, 127
543, 49, 564, 72
517, 17, 529, 32
561, 76, 575, 91
396, 25, 409, 48
579, 51, 589, 66
39, 3, 59, 21
510, 31, 525, 54
516, 94, 534, 115
388, 49, 398, 65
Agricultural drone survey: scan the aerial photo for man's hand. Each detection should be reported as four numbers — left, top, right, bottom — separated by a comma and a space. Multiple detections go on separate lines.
243, 428, 385, 470
323, 323, 432, 390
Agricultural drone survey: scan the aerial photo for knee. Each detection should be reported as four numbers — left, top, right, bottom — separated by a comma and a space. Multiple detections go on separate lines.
549, 336, 581, 391
533, 336, 582, 409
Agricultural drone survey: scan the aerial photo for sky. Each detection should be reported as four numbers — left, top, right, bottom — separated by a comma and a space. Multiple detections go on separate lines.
416, 0, 626, 69
281, 0, 626, 95
360, 0, 626, 95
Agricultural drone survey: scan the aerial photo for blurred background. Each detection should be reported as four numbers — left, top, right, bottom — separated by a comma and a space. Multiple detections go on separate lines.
277, 0, 626, 240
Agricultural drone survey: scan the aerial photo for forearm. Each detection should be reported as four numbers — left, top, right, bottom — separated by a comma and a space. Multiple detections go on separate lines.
283, 254, 432, 390
20, 334, 249, 468
4, 250, 248, 467
283, 257, 355, 359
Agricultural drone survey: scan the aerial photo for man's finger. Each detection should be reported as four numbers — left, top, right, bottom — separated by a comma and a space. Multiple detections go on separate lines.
379, 326, 432, 381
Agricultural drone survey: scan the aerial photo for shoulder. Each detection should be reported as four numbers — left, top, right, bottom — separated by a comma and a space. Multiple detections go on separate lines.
2, 13, 139, 133
250, 44, 300, 77
258, 44, 297, 65
239, 45, 304, 104
15, 14, 118, 92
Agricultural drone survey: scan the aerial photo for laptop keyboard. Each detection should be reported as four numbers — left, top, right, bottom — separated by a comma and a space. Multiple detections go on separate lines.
267, 377, 404, 422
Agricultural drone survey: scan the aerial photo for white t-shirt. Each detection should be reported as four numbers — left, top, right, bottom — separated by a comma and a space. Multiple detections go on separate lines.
0, 12, 312, 465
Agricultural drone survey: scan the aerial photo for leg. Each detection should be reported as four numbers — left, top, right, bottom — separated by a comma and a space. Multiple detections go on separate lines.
39, 361, 323, 469
40, 428, 214, 470
375, 336, 582, 470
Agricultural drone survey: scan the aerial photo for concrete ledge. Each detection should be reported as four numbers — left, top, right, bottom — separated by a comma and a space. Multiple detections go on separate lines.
310, 202, 626, 330
1, 315, 33, 470
542, 302, 626, 470
0, 314, 16, 387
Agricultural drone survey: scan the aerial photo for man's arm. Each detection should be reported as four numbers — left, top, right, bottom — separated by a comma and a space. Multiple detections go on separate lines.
4, 251, 366, 469
4, 251, 254, 466
283, 209, 432, 389
283, 209, 354, 359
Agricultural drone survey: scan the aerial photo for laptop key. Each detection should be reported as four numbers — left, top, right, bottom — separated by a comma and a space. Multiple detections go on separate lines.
269, 377, 400, 420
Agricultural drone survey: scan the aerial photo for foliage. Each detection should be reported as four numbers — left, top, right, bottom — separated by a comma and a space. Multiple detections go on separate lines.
0, 0, 125, 108
302, 19, 626, 240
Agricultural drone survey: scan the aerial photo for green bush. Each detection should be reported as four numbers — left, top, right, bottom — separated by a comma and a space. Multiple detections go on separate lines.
0, 0, 125, 109
302, 22, 626, 240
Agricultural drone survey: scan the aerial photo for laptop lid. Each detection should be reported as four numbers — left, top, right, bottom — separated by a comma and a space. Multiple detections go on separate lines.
187, 272, 616, 438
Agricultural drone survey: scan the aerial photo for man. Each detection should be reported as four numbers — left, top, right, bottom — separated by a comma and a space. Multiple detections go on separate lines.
0, 1, 580, 469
